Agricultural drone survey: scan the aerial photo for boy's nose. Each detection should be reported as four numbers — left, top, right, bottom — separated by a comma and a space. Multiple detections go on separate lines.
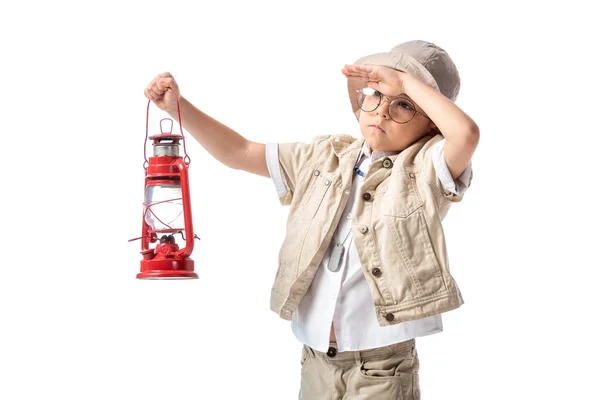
376, 100, 390, 119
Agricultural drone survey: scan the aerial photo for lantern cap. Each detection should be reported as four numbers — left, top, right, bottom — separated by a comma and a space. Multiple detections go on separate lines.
148, 133, 183, 141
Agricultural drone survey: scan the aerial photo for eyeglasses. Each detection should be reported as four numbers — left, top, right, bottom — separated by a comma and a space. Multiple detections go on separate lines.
356, 88, 430, 124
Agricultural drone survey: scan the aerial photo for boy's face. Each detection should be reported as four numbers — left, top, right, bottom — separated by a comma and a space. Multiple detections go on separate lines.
358, 91, 436, 152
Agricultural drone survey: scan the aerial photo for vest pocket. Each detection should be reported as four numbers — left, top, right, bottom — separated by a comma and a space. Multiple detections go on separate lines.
383, 205, 447, 298
298, 167, 333, 220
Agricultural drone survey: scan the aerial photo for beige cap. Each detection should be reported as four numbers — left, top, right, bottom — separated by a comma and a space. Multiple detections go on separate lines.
348, 40, 460, 118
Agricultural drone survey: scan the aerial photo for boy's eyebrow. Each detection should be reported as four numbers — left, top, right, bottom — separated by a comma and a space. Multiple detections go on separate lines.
378, 91, 413, 102
367, 88, 425, 114
394, 93, 413, 101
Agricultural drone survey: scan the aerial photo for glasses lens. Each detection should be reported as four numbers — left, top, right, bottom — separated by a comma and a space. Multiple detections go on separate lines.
389, 98, 417, 123
357, 88, 380, 112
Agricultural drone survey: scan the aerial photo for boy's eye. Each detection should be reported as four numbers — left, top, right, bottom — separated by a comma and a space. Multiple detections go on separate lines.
393, 100, 415, 111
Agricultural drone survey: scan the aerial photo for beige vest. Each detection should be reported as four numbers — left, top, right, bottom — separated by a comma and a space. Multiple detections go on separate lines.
270, 133, 471, 326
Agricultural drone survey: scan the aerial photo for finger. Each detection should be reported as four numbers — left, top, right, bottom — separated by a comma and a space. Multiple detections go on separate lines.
158, 77, 171, 87
157, 77, 175, 91
154, 78, 169, 92
345, 64, 373, 72
144, 88, 159, 100
343, 65, 361, 75
342, 70, 363, 78
345, 75, 369, 81
345, 67, 375, 79
354, 65, 380, 80
149, 84, 163, 98
145, 86, 159, 99
342, 68, 369, 79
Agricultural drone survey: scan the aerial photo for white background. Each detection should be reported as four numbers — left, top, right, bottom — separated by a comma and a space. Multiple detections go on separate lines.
1, 1, 598, 399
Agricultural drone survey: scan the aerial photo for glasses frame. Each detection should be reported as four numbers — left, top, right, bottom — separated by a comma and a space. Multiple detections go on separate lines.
356, 88, 431, 124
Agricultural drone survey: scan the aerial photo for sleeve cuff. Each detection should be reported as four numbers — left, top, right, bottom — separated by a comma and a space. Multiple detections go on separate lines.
265, 142, 290, 199
431, 138, 473, 196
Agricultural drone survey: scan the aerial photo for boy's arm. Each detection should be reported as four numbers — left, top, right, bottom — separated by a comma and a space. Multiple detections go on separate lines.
402, 74, 479, 180
145, 73, 269, 176
169, 97, 270, 177
166, 94, 319, 188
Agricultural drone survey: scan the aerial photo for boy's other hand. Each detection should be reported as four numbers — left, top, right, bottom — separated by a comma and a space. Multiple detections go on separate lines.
342, 64, 406, 96
144, 72, 181, 115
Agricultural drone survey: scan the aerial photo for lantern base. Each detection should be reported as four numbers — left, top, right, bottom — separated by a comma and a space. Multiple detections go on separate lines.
137, 258, 197, 279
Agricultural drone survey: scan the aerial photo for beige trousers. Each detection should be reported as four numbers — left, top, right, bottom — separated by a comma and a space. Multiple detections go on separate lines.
299, 339, 420, 400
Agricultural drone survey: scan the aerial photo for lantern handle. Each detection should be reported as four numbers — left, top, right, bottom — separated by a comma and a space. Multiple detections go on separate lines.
160, 118, 173, 134
144, 87, 191, 169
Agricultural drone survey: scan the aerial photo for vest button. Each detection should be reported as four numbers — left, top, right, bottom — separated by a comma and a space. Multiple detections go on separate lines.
314, 169, 320, 176
359, 225, 369, 234
372, 268, 381, 277
382, 158, 393, 168
408, 172, 415, 179
362, 192, 372, 201
326, 347, 337, 357
385, 313, 395, 322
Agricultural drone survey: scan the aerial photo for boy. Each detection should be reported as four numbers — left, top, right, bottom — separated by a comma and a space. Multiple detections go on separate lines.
144, 40, 478, 400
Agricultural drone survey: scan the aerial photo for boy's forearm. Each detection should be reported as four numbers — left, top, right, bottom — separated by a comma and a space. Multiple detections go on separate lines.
403, 75, 479, 141
168, 96, 249, 169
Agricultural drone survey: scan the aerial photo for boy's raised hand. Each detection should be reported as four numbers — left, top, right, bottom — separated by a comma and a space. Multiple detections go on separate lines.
144, 72, 181, 114
342, 64, 407, 96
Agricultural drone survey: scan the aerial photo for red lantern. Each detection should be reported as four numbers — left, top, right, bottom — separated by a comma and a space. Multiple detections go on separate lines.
131, 91, 199, 279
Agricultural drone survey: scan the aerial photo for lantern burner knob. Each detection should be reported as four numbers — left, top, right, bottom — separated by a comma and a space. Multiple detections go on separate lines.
160, 234, 176, 244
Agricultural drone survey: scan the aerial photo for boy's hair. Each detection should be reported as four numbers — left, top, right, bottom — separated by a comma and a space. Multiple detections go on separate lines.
347, 40, 461, 119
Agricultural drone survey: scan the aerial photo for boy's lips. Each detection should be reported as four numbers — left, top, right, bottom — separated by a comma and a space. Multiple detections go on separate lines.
370, 124, 386, 133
